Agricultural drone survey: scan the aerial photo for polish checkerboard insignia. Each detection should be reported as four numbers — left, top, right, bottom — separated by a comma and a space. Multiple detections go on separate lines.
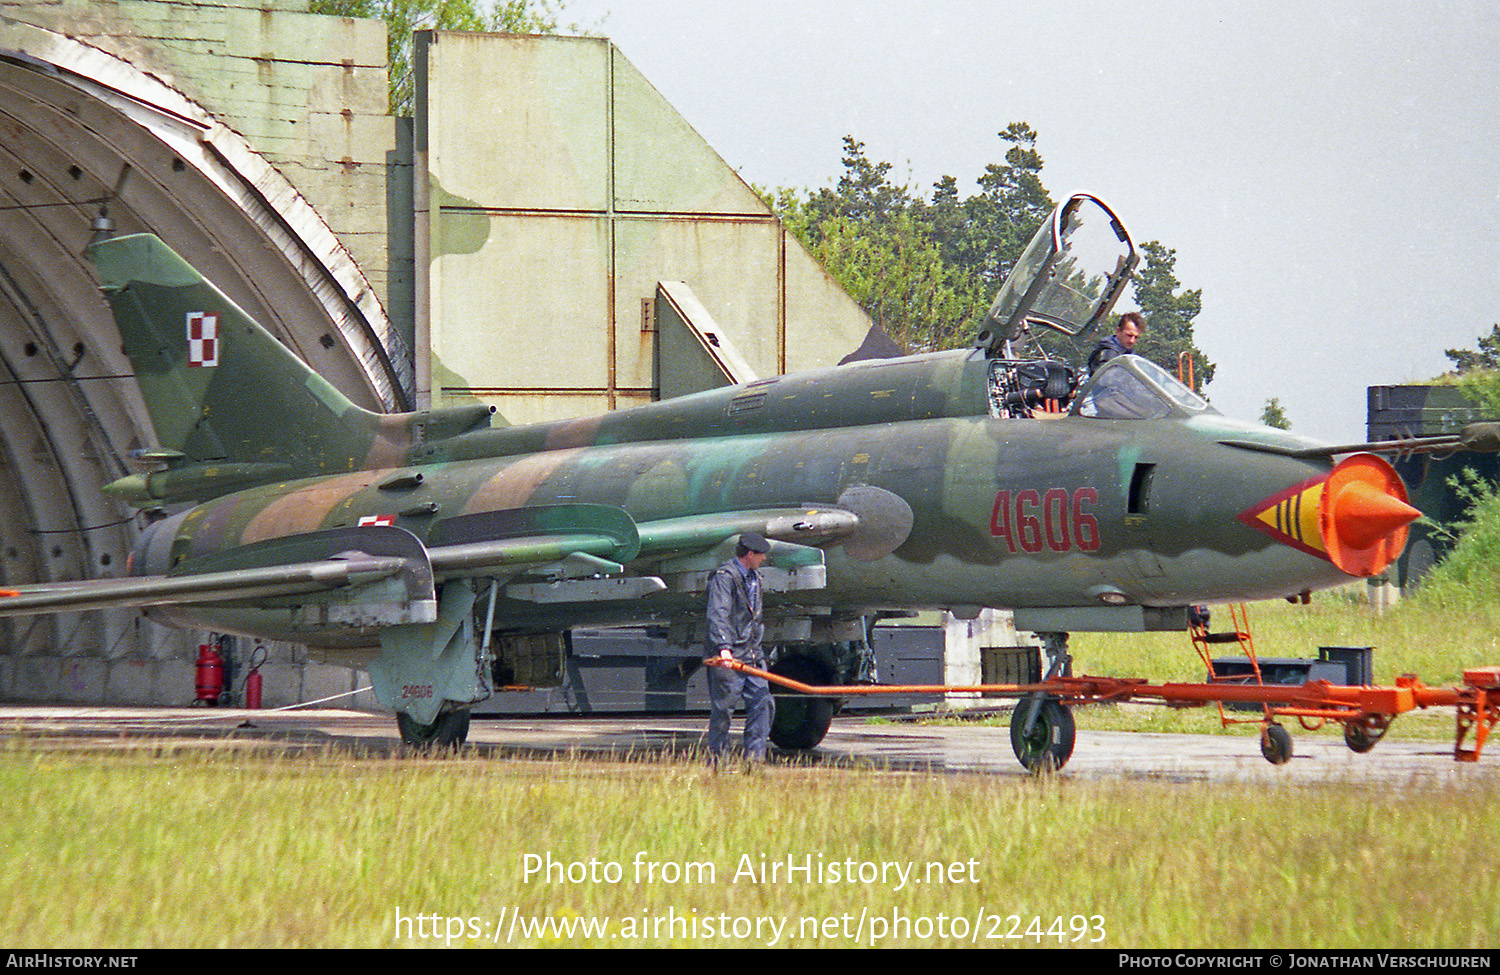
358, 514, 397, 527
186, 312, 218, 367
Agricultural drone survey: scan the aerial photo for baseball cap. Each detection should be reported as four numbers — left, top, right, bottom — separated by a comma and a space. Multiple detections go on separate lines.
739, 532, 770, 553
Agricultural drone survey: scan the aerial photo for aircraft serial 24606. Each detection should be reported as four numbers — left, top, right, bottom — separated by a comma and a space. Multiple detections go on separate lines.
3, 194, 1472, 765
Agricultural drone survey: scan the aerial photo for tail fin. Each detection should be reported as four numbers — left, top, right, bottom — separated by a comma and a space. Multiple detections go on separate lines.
90, 234, 394, 485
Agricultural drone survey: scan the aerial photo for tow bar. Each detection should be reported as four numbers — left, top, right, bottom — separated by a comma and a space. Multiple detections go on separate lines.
707, 658, 1500, 770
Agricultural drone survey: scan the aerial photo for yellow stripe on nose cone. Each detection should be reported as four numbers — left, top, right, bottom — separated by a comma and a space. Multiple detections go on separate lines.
1251, 479, 1327, 555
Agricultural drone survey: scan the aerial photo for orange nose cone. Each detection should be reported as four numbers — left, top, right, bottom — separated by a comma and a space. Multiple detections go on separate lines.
1331, 480, 1421, 550
1319, 454, 1418, 576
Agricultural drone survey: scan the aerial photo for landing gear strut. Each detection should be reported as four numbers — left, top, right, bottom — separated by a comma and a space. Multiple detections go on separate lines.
1011, 632, 1077, 772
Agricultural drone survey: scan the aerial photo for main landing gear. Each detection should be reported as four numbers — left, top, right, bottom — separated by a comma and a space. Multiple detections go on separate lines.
768, 655, 839, 750
397, 707, 472, 749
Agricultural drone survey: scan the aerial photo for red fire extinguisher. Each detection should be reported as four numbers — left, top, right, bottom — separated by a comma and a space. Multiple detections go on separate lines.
194, 639, 224, 706
243, 642, 266, 710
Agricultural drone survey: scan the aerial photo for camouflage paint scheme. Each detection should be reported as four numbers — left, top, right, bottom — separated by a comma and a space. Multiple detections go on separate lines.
0, 201, 1424, 744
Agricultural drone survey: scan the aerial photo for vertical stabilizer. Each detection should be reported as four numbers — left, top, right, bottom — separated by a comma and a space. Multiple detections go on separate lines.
89, 234, 400, 480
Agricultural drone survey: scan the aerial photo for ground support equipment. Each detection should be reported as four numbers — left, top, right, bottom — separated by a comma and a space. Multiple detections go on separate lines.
707, 658, 1500, 771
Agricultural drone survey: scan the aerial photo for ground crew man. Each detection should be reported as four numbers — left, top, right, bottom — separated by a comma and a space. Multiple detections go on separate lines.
705, 532, 774, 765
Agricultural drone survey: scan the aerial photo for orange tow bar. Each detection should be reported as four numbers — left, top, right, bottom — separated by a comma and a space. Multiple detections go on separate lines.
707, 659, 1500, 764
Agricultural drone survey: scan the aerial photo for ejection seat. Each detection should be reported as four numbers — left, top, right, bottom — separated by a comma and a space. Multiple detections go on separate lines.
987, 359, 1078, 419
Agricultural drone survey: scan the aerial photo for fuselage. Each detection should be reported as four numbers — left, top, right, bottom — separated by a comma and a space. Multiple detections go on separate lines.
132, 354, 1366, 645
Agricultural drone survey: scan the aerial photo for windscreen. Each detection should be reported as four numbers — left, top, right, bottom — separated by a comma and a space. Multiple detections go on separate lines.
1074, 356, 1212, 420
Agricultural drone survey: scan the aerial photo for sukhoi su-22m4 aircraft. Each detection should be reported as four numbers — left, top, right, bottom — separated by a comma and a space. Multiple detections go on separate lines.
4, 194, 1474, 757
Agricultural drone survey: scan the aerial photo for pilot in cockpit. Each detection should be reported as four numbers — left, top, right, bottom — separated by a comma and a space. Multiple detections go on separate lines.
1086, 312, 1143, 376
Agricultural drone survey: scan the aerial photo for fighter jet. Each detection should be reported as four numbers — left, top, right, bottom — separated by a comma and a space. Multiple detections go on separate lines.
0, 195, 1458, 756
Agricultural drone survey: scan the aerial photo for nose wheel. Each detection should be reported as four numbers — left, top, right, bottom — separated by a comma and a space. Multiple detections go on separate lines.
1009, 632, 1078, 773
1010, 698, 1076, 772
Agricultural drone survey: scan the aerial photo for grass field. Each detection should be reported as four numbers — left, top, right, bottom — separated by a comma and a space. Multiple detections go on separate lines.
2, 739, 1496, 949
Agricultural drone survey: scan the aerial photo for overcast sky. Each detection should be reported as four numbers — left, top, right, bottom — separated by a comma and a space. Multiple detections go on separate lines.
559, 0, 1500, 443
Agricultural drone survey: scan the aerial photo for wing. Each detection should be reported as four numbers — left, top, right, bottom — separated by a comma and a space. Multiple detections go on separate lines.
0, 503, 862, 619
0, 556, 410, 617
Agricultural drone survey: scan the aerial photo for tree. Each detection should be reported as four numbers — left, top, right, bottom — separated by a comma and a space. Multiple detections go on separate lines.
772, 138, 986, 352
310, 0, 569, 115
1260, 397, 1291, 430
771, 125, 1061, 354
1129, 240, 1215, 386
802, 136, 914, 229
776, 178, 978, 352
769, 127, 1210, 376
959, 122, 1055, 293
1435, 325, 1500, 417
1445, 324, 1500, 374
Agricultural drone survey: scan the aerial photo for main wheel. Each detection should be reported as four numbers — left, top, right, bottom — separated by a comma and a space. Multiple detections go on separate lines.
1010, 698, 1076, 772
1260, 723, 1293, 765
397, 707, 471, 749
768, 656, 838, 750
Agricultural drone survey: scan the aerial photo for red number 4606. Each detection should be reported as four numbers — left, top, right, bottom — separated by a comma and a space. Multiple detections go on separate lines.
990, 487, 1100, 553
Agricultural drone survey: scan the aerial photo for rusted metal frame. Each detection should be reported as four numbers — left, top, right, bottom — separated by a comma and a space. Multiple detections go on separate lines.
606, 46, 617, 412
777, 224, 786, 376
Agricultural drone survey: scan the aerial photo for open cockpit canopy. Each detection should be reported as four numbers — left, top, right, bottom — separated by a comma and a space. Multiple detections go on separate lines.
974, 194, 1138, 355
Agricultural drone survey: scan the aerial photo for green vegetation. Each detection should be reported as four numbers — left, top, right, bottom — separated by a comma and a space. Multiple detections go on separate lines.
1411, 472, 1500, 607
1443, 323, 1500, 375
1432, 324, 1500, 416
767, 131, 1213, 382
2, 741, 1495, 948
1259, 396, 1291, 430
310, 0, 574, 114
1426, 325, 1500, 430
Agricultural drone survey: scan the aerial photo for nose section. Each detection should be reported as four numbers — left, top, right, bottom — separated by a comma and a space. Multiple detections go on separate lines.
1237, 453, 1418, 578
1319, 453, 1419, 575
